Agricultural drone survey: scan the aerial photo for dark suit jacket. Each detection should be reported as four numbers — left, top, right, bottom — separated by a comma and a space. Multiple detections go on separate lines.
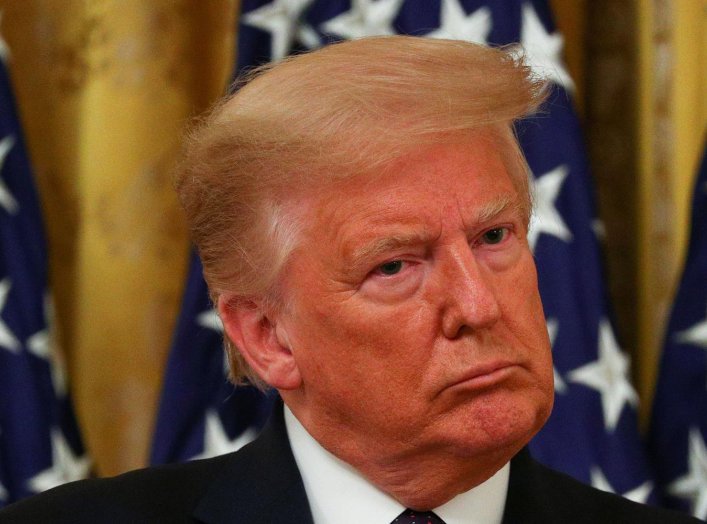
0, 403, 699, 523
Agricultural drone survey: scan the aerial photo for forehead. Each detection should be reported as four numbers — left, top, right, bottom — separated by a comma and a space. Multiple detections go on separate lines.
302, 135, 521, 238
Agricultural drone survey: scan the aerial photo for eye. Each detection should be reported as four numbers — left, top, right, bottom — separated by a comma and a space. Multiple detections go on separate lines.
378, 260, 404, 276
480, 227, 507, 245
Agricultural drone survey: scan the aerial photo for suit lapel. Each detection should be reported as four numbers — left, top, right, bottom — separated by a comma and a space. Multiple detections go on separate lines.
192, 400, 315, 524
502, 448, 558, 524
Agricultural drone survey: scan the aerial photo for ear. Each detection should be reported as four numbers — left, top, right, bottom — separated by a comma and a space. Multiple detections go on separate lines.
217, 294, 302, 390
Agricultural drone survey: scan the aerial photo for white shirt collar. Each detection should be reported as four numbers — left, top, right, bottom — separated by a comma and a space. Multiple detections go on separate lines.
284, 406, 509, 524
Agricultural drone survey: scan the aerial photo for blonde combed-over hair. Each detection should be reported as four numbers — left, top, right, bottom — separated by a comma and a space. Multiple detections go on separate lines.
174, 36, 548, 385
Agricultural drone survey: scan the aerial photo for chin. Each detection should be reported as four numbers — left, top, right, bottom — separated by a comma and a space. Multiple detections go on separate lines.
442, 390, 552, 460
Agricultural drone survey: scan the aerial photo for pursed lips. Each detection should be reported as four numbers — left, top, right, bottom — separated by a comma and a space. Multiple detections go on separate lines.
438, 360, 520, 397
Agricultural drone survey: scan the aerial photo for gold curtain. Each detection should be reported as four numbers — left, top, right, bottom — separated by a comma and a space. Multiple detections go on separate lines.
584, 0, 706, 419
634, 0, 707, 415
0, 0, 236, 475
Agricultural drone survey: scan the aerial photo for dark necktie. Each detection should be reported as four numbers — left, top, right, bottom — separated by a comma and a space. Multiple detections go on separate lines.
391, 508, 446, 524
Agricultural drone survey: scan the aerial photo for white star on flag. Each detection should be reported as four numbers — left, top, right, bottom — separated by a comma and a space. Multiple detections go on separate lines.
26, 328, 49, 358
568, 320, 638, 431
591, 218, 606, 241
675, 307, 707, 350
590, 466, 652, 504
196, 309, 229, 374
24, 296, 67, 396
26, 429, 90, 494
27, 328, 67, 397
197, 309, 223, 333
28, 329, 68, 401
546, 317, 566, 394
242, 0, 318, 61
528, 164, 572, 251
321, 0, 404, 40
191, 410, 258, 460
669, 428, 707, 519
0, 12, 9, 64
517, 2, 574, 92
426, 1, 491, 44
0, 278, 20, 352
0, 135, 19, 215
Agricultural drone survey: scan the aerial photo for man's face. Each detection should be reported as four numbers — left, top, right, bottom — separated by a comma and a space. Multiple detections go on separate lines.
277, 133, 553, 467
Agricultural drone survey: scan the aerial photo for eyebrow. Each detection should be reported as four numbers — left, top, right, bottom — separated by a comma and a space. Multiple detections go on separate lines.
343, 193, 523, 271
345, 231, 436, 271
475, 194, 522, 224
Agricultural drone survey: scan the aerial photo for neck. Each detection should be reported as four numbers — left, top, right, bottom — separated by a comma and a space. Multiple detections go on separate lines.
339, 439, 512, 509
283, 396, 515, 510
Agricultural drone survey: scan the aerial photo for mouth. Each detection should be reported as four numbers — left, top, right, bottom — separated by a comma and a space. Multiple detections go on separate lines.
444, 361, 519, 394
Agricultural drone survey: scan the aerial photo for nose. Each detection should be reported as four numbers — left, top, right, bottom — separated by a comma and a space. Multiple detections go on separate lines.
439, 242, 502, 339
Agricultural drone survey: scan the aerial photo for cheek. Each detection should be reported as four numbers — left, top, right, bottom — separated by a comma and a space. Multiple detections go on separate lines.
502, 254, 545, 323
501, 257, 552, 361
298, 299, 437, 390
322, 293, 433, 346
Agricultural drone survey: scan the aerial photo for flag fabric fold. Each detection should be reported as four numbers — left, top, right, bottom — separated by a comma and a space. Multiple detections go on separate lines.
150, 253, 274, 464
649, 143, 707, 519
0, 29, 89, 507
152, 1, 654, 504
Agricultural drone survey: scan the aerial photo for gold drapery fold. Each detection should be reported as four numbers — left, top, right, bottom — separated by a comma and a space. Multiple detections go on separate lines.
1, 0, 236, 475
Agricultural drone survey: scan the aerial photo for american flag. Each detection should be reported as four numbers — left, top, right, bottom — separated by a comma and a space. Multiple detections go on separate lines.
150, 253, 274, 464
0, 23, 89, 507
649, 143, 707, 519
152, 0, 654, 504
